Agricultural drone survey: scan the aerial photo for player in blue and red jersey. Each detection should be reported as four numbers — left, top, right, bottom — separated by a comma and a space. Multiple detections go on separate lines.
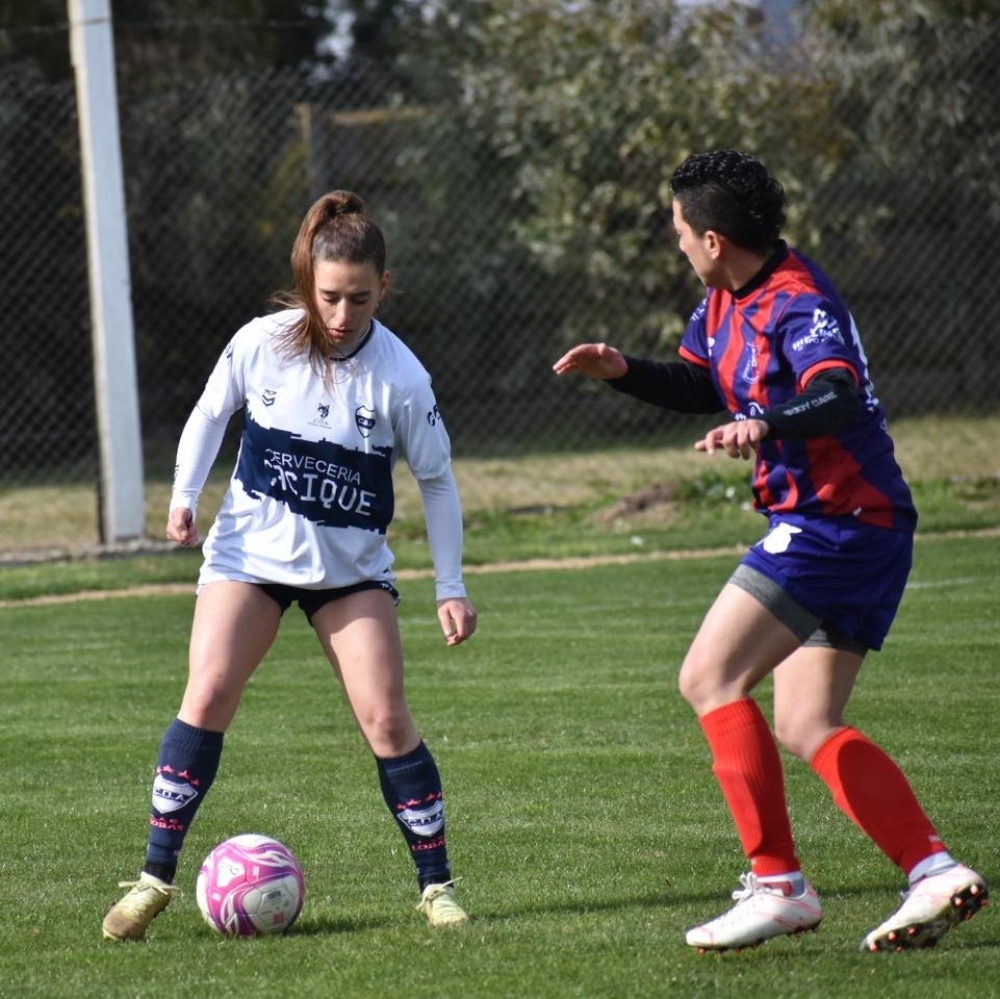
554, 150, 986, 953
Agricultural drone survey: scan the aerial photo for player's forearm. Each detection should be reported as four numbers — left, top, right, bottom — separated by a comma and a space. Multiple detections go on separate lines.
608, 356, 724, 413
170, 404, 230, 517
761, 368, 862, 438
417, 470, 468, 601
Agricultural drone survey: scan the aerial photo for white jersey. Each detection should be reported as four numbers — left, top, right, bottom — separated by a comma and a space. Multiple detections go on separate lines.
170, 311, 466, 598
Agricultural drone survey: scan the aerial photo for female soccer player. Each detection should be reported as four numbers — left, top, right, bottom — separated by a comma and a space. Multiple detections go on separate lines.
553, 150, 986, 953
103, 190, 477, 941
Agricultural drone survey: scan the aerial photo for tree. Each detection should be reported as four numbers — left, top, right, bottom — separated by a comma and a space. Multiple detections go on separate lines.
0, 1, 335, 83
800, 0, 1000, 211
798, 0, 1000, 409
111, 0, 334, 80
420, 0, 845, 358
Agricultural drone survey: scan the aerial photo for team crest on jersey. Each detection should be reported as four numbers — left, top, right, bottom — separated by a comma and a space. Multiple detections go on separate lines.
309, 403, 331, 428
261, 389, 277, 407
355, 405, 376, 438
740, 344, 760, 385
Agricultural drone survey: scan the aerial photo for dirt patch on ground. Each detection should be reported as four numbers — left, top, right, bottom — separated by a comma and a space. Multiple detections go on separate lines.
4, 527, 999, 610
597, 481, 682, 525
0, 545, 747, 609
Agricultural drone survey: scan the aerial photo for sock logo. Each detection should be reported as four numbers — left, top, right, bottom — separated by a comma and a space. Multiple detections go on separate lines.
396, 796, 444, 837
152, 772, 199, 814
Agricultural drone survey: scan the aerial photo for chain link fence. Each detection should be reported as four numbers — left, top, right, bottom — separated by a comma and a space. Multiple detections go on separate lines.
3, 13, 1000, 557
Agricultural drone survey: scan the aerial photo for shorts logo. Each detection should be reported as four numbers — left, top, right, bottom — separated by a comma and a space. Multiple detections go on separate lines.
152, 773, 199, 814
760, 522, 802, 554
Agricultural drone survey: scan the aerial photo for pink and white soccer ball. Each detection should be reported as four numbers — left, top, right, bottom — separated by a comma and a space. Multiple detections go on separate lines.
196, 834, 305, 936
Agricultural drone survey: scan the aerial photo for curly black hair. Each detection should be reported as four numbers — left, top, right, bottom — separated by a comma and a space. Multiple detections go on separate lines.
669, 150, 786, 255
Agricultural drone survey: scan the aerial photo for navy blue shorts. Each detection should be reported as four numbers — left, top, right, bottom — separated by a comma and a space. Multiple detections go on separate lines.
258, 580, 399, 623
739, 513, 913, 651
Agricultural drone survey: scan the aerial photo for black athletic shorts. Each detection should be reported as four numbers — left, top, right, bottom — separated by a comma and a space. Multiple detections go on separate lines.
257, 580, 400, 623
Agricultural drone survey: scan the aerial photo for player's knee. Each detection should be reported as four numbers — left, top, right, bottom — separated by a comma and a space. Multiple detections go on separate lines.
678, 655, 719, 712
773, 715, 820, 761
178, 682, 242, 731
357, 707, 417, 757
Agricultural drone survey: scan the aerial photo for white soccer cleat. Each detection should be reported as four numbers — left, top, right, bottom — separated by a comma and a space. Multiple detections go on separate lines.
861, 863, 987, 952
416, 880, 470, 927
686, 873, 822, 952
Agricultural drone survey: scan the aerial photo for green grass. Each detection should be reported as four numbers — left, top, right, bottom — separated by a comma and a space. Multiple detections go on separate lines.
5, 414, 1000, 567
2, 463, 1000, 604
1, 535, 997, 998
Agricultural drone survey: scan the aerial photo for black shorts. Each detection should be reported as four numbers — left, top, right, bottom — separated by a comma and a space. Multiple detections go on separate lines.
257, 580, 400, 623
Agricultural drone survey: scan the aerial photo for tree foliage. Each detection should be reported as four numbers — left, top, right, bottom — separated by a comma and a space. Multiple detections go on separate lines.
420, 0, 847, 355
110, 0, 334, 80
800, 0, 1000, 211
1, 0, 335, 83
793, 0, 1000, 400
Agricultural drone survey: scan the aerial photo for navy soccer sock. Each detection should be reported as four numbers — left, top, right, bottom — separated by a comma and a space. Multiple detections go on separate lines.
143, 718, 224, 882
376, 741, 452, 890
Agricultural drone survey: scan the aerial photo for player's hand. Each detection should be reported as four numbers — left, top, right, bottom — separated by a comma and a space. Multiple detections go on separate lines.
552, 342, 628, 380
695, 419, 770, 460
437, 597, 478, 646
166, 506, 201, 547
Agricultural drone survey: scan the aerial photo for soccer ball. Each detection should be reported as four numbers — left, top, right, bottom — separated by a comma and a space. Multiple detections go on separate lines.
196, 834, 305, 937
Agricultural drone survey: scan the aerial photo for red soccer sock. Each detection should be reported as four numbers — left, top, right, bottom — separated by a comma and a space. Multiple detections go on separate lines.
810, 726, 947, 874
699, 698, 799, 876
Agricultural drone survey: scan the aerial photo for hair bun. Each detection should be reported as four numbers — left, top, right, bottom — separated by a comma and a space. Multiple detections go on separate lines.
326, 190, 366, 217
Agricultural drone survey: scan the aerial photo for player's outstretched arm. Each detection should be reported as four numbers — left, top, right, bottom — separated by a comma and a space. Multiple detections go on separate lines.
552, 343, 628, 380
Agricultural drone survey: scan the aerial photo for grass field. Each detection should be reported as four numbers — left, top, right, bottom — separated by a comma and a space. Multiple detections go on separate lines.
2, 531, 997, 998
3, 413, 1000, 563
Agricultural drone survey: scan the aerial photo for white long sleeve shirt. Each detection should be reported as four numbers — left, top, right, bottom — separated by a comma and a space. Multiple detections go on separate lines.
171, 311, 467, 600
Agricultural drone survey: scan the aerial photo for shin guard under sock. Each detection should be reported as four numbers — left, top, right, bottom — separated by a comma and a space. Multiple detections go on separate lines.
810, 726, 946, 874
376, 741, 451, 889
700, 698, 800, 876
144, 718, 224, 880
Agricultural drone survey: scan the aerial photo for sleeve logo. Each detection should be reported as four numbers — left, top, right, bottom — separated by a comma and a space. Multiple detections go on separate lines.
791, 308, 845, 352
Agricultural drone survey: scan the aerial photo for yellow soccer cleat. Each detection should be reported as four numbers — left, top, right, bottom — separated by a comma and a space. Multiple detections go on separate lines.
416, 880, 470, 927
102, 873, 178, 941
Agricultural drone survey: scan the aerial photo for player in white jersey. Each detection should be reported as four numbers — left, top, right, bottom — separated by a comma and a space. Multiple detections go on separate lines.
103, 191, 477, 941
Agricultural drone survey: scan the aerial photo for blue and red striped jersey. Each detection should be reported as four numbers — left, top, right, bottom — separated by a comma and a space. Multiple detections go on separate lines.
678, 246, 917, 530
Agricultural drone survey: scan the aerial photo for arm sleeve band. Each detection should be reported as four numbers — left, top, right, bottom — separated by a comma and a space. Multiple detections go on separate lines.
169, 404, 231, 518
607, 356, 724, 413
761, 368, 862, 439
417, 469, 468, 601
